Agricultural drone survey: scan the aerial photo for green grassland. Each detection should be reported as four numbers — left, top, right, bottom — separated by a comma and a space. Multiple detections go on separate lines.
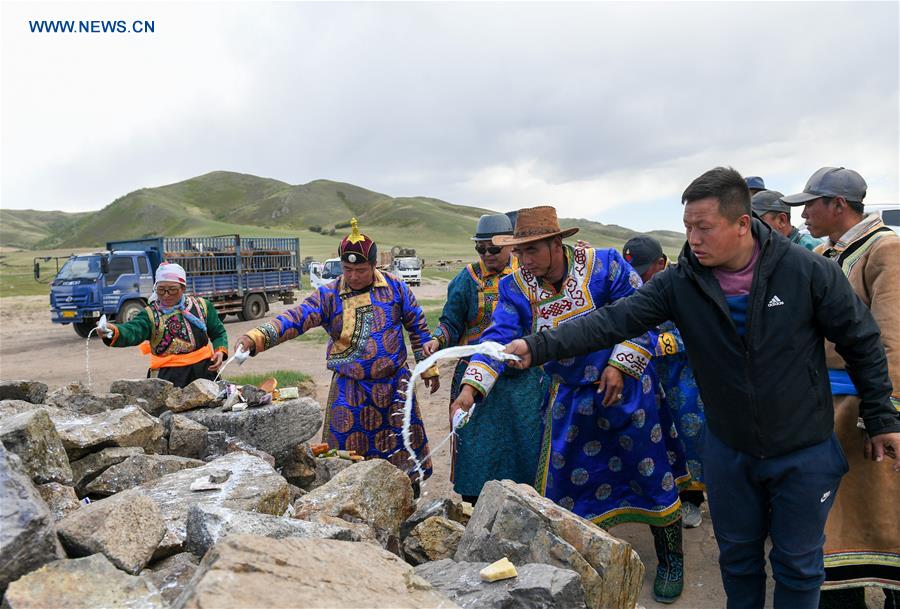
0, 210, 89, 250
0, 170, 685, 299
0, 248, 81, 298
225, 369, 312, 387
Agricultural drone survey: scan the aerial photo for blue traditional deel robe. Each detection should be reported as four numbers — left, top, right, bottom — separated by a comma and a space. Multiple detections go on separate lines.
433, 257, 548, 498
463, 245, 684, 528
655, 321, 705, 491
246, 270, 436, 480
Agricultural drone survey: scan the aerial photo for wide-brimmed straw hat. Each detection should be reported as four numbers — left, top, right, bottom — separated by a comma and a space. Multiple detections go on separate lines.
492, 206, 579, 246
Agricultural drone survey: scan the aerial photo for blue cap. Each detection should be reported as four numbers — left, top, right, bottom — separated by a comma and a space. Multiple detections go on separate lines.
781, 167, 867, 206
745, 176, 766, 190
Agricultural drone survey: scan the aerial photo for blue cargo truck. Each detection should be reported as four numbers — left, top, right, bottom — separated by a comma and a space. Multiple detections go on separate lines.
35, 235, 300, 337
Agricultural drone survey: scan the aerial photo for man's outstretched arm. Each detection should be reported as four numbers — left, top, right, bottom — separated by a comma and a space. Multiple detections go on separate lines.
517, 271, 673, 367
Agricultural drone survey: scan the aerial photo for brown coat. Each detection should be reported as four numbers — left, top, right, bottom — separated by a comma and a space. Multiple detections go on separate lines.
821, 221, 900, 589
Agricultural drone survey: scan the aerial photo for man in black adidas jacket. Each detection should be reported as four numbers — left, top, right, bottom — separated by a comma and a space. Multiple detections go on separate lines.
504, 167, 900, 609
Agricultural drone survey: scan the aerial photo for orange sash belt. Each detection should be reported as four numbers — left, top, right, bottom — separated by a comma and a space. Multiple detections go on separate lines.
139, 341, 214, 370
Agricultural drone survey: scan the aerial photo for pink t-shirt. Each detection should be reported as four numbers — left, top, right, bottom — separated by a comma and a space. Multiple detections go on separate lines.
712, 241, 759, 297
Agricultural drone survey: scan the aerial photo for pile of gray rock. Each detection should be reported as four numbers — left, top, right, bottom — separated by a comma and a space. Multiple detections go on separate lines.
0, 378, 647, 609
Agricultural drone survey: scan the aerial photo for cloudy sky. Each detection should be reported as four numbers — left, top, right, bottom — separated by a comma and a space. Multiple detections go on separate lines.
2, 1, 898, 231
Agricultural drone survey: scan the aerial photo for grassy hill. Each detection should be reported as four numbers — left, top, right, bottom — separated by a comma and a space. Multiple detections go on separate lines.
30, 171, 499, 256
0, 171, 687, 296
0, 209, 89, 249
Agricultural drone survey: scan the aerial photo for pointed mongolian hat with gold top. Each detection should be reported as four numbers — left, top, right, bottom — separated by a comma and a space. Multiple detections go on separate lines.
338, 218, 378, 264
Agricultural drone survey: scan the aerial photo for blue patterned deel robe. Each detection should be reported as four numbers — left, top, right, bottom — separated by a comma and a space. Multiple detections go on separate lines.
462, 245, 686, 528
246, 270, 437, 480
655, 321, 706, 491
433, 257, 548, 498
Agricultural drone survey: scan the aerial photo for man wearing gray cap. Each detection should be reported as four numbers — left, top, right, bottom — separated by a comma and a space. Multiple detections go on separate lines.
423, 214, 547, 505
751, 190, 821, 251
783, 167, 900, 609
503, 167, 900, 609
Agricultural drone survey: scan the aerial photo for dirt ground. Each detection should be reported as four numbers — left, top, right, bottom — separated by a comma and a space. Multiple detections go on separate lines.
0, 285, 883, 609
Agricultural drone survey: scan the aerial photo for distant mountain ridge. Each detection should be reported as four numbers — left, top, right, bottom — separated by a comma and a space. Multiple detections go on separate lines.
0, 171, 685, 255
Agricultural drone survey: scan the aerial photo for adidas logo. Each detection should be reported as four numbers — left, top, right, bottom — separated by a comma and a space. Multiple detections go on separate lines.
767, 295, 785, 308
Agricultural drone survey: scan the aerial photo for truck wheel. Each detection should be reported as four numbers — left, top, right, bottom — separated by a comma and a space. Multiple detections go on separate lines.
239, 294, 266, 321
73, 320, 95, 338
118, 300, 144, 323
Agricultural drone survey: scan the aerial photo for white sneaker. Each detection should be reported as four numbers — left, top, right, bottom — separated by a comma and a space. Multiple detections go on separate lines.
681, 502, 702, 528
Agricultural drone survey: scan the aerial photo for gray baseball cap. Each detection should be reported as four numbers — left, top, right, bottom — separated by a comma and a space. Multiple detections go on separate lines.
751, 190, 789, 215
471, 213, 514, 241
781, 167, 867, 206
622, 235, 664, 275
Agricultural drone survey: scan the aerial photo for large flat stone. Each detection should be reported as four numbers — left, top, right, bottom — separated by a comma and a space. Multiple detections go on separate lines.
0, 400, 46, 419
0, 381, 48, 404
49, 405, 165, 460
0, 445, 65, 595
0, 408, 72, 484
46, 382, 128, 414
293, 459, 414, 553
176, 535, 459, 609
455, 480, 643, 609
415, 559, 587, 609
185, 504, 358, 557
136, 451, 290, 557
70, 446, 145, 496
2, 553, 164, 609
57, 489, 166, 574
182, 398, 322, 466
84, 454, 204, 497
110, 379, 177, 417
165, 379, 220, 413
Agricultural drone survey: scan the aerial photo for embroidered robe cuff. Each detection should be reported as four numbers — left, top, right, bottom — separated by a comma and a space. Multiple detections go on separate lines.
608, 340, 652, 380
245, 322, 280, 355
655, 331, 684, 357
433, 324, 452, 349
461, 360, 499, 396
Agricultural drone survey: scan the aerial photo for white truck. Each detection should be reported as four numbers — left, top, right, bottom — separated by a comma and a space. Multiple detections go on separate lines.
385, 246, 423, 286
308, 258, 341, 289
310, 248, 424, 289
392, 256, 423, 286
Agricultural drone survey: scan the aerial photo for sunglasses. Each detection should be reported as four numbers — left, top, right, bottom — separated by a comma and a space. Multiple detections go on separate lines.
156, 286, 183, 296
475, 244, 503, 255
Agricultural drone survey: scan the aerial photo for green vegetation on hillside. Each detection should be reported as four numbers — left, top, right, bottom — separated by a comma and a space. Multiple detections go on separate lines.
0, 209, 89, 249
0, 171, 687, 298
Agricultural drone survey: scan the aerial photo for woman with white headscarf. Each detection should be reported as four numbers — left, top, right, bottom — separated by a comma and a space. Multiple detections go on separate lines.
100, 262, 228, 387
